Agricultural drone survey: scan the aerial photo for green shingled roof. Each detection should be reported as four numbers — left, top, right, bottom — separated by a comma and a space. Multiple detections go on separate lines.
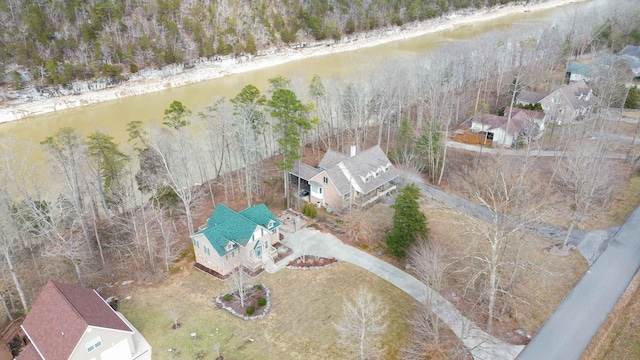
193, 204, 279, 256
240, 204, 281, 230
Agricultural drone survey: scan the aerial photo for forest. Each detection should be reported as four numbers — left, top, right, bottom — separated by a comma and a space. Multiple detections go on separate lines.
0, 0, 640, 357
2, 0, 547, 87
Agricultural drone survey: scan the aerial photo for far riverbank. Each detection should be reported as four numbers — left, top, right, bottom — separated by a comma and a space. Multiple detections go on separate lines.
0, 0, 586, 124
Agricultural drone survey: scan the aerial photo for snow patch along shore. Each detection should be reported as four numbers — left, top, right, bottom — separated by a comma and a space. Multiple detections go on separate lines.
0, 0, 584, 124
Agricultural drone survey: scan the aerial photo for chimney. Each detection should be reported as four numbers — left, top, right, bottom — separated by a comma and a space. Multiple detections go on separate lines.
350, 145, 356, 157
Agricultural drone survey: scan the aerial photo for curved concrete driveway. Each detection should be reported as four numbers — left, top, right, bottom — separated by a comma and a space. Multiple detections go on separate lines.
272, 229, 523, 360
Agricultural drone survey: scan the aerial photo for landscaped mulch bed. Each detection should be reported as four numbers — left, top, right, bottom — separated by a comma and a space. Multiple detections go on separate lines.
286, 256, 338, 270
215, 284, 271, 320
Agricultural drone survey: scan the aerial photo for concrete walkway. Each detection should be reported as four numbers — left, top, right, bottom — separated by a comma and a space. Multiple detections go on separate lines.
269, 229, 524, 360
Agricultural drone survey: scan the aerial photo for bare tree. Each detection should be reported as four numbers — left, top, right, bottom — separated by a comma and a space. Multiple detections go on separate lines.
454, 155, 541, 331
225, 265, 254, 309
0, 191, 29, 313
556, 136, 614, 249
402, 239, 453, 359
334, 287, 388, 360
167, 301, 182, 329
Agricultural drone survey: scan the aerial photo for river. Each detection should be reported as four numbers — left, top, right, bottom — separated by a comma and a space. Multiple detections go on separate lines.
0, 1, 596, 149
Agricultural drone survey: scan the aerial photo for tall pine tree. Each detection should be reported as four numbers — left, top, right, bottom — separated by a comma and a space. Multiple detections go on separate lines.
386, 183, 428, 258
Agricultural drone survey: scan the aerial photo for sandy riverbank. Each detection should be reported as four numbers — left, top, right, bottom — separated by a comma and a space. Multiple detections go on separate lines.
0, 0, 585, 124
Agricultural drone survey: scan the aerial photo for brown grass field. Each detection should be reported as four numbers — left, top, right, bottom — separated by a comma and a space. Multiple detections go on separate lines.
120, 262, 415, 360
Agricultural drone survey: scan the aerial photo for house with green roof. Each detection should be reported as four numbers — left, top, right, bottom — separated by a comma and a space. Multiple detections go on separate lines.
190, 204, 281, 276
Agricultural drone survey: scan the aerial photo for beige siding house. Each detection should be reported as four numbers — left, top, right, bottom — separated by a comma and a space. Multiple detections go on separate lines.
18, 281, 151, 360
539, 80, 597, 123
190, 204, 280, 276
292, 145, 398, 210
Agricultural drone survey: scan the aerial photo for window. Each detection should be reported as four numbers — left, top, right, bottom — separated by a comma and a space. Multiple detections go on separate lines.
86, 337, 102, 352
193, 239, 199, 248
384, 164, 391, 172
542, 104, 550, 111
204, 246, 210, 256
323, 176, 328, 184
552, 98, 561, 104
267, 219, 275, 229
225, 242, 234, 252
375, 170, 380, 178
225, 249, 238, 260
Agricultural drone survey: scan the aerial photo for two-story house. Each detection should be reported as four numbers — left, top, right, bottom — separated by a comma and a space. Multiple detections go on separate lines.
291, 145, 398, 210
539, 80, 597, 123
18, 281, 151, 360
190, 204, 280, 276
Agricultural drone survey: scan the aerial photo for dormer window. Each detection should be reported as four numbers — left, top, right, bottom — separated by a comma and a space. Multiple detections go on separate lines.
384, 164, 391, 172
267, 219, 275, 229
364, 173, 372, 183
225, 242, 234, 252
374, 169, 380, 178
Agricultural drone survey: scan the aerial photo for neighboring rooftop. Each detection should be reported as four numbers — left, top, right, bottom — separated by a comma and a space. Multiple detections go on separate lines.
516, 90, 546, 104
20, 281, 132, 360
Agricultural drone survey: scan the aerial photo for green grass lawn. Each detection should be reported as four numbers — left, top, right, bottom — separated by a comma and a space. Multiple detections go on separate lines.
120, 262, 416, 359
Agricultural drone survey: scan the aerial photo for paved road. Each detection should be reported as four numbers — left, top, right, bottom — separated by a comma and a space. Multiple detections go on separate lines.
272, 229, 524, 360
517, 205, 640, 359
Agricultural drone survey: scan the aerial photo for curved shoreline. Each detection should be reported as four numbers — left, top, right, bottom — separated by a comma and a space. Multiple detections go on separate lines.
0, 0, 585, 124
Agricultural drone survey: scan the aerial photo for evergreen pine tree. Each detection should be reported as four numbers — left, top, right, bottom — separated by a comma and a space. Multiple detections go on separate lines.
386, 184, 428, 258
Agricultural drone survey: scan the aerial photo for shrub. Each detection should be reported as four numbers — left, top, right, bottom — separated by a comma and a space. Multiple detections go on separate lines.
223, 293, 233, 302
246, 306, 256, 315
303, 203, 318, 218
253, 284, 263, 291
257, 298, 267, 307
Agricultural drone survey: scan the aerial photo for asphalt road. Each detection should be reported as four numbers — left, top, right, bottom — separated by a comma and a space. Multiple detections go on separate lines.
516, 205, 640, 360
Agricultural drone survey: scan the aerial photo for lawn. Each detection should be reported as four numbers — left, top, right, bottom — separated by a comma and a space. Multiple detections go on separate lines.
120, 262, 416, 360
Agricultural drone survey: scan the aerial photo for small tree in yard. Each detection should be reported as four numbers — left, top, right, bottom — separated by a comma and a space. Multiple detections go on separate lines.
167, 301, 182, 329
386, 184, 428, 258
226, 265, 254, 308
334, 287, 388, 360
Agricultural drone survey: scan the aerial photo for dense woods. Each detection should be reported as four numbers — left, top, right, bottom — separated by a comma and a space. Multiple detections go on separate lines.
1, 0, 552, 88
0, 0, 640, 356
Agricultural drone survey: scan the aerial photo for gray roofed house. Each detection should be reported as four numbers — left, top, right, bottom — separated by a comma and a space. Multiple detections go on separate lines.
539, 80, 597, 123
614, 54, 640, 78
290, 145, 398, 210
620, 45, 640, 58
516, 90, 546, 106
